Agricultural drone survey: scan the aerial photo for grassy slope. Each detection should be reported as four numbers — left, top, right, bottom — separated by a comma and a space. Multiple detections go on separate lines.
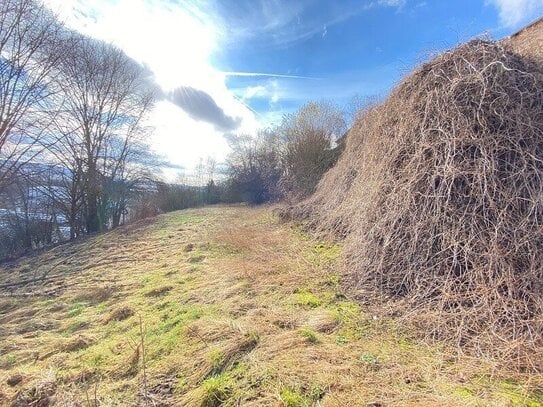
0, 205, 542, 406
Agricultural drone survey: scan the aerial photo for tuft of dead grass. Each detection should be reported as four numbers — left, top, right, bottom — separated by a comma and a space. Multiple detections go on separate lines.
144, 285, 173, 297
104, 305, 134, 323
6, 373, 24, 387
72, 286, 114, 304
11, 370, 56, 407
63, 335, 95, 352
305, 310, 339, 333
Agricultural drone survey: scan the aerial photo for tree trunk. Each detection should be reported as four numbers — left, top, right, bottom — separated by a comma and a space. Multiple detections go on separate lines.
86, 163, 100, 233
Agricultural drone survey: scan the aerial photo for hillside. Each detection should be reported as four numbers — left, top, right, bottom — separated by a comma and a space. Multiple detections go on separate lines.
0, 206, 542, 406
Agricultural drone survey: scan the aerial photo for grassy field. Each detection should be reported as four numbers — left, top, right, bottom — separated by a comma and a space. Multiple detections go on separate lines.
0, 205, 542, 406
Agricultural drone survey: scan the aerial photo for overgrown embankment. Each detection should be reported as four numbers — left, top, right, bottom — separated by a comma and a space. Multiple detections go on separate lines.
282, 38, 543, 369
0, 206, 542, 406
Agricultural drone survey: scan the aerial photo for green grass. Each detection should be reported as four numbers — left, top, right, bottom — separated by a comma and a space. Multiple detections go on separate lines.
294, 290, 322, 308
300, 328, 320, 344
208, 349, 225, 373
201, 374, 234, 407
280, 388, 309, 407
188, 253, 206, 263
67, 301, 88, 317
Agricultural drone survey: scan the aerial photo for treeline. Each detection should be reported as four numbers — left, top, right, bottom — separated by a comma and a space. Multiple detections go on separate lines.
154, 100, 348, 212
224, 101, 347, 204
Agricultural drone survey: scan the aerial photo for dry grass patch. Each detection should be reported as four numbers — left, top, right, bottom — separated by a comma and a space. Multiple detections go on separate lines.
105, 305, 135, 323
305, 310, 339, 333
72, 285, 115, 304
144, 285, 173, 297
10, 370, 56, 407
63, 334, 95, 352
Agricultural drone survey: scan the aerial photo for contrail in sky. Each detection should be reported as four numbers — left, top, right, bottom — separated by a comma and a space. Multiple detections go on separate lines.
222, 71, 321, 80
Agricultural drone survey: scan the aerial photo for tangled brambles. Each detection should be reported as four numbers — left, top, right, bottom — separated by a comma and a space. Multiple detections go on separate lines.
283, 39, 543, 370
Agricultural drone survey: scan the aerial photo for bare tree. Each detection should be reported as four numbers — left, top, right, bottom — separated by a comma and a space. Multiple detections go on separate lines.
204, 156, 218, 204
101, 133, 158, 228
51, 35, 155, 233
205, 156, 216, 184
278, 101, 346, 200
225, 130, 282, 204
0, 0, 64, 191
0, 3, 162, 258
0, 164, 60, 259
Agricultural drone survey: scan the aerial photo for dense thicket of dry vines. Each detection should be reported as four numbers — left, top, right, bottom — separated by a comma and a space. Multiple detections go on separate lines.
283, 40, 543, 369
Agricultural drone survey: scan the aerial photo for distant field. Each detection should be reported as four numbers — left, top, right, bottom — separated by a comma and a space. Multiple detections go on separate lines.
0, 206, 541, 406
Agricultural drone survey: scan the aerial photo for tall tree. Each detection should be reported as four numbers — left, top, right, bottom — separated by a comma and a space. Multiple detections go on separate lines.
52, 35, 155, 233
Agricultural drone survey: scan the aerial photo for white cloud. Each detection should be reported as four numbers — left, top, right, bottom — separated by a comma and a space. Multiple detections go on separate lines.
150, 101, 230, 171
378, 0, 406, 8
487, 0, 543, 28
269, 80, 280, 105
243, 85, 267, 100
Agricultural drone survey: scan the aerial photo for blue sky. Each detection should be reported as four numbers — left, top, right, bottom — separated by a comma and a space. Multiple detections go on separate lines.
45, 0, 543, 178
217, 0, 542, 122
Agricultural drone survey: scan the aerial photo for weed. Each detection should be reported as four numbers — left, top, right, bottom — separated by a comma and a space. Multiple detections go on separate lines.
208, 349, 225, 373
67, 302, 88, 317
308, 384, 325, 401
300, 328, 320, 344
336, 335, 349, 345
201, 374, 233, 407
359, 353, 378, 365
88, 353, 105, 369
325, 273, 341, 288
280, 388, 308, 407
295, 291, 321, 308
0, 354, 17, 368
96, 303, 108, 314
189, 264, 202, 272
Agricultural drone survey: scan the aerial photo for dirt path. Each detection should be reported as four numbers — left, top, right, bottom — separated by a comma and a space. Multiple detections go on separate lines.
0, 206, 541, 406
